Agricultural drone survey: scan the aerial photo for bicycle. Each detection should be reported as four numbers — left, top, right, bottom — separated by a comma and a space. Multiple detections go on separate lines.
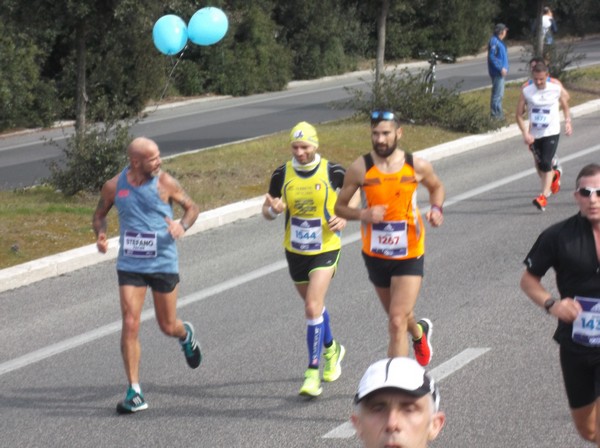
423, 52, 439, 94
422, 51, 456, 94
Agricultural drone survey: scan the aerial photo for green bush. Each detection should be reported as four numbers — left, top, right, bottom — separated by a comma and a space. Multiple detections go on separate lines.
211, 5, 291, 96
172, 59, 208, 97
357, 0, 497, 61
46, 120, 132, 196
0, 25, 60, 131
274, 0, 360, 79
522, 40, 586, 81
343, 68, 500, 134
544, 43, 586, 81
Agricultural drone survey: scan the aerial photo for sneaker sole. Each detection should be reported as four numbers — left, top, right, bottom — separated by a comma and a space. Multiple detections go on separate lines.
299, 387, 323, 397
323, 344, 346, 383
551, 171, 561, 194
532, 199, 546, 211
420, 318, 433, 365
185, 341, 202, 369
116, 402, 148, 414
182, 322, 202, 369
299, 370, 323, 397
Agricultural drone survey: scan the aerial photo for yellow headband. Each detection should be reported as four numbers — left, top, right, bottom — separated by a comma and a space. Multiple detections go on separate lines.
290, 121, 319, 147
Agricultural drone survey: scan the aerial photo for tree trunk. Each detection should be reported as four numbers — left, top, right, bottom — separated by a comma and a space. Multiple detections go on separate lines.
75, 20, 87, 133
375, 0, 390, 86
534, 0, 545, 59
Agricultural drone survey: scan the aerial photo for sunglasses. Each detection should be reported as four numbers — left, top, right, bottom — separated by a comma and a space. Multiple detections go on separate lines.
577, 187, 600, 198
371, 111, 396, 121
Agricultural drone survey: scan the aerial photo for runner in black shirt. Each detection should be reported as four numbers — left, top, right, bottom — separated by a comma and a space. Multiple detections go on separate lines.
521, 163, 600, 444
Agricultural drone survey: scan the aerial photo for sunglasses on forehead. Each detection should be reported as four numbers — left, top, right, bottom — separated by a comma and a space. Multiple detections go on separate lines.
371, 110, 396, 121
577, 187, 600, 198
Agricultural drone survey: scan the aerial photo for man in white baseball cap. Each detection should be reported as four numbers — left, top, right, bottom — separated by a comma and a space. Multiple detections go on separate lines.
351, 357, 445, 448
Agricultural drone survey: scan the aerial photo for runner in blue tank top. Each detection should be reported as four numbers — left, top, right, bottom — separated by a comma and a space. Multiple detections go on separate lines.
93, 137, 201, 414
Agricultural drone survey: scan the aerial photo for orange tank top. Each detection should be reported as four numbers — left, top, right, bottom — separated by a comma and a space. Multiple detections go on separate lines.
360, 153, 425, 259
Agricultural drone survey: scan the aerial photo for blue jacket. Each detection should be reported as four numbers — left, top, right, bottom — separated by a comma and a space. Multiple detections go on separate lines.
487, 35, 508, 78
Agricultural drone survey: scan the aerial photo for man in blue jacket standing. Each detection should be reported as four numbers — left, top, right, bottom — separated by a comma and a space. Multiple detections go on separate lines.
488, 23, 509, 120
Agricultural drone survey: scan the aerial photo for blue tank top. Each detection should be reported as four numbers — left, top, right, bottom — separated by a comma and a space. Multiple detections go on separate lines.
115, 168, 178, 273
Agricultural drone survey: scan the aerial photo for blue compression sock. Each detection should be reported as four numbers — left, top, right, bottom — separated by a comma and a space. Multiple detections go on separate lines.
322, 308, 333, 348
306, 315, 324, 368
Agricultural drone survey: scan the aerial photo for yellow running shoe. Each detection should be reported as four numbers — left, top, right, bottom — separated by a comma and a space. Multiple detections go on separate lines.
299, 368, 322, 397
323, 340, 346, 382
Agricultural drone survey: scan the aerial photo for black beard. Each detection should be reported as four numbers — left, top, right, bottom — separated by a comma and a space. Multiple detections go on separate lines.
372, 137, 397, 158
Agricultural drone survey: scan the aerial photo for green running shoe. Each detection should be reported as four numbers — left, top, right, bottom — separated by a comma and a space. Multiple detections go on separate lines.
299, 368, 322, 397
116, 387, 148, 414
180, 321, 202, 369
323, 340, 345, 382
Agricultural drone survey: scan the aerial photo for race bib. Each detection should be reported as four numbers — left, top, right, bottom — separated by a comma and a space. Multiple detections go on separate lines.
531, 107, 550, 129
290, 217, 322, 251
370, 221, 408, 257
123, 230, 157, 258
572, 296, 600, 347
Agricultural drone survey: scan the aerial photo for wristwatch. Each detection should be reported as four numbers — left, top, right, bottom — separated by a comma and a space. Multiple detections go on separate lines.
544, 298, 557, 314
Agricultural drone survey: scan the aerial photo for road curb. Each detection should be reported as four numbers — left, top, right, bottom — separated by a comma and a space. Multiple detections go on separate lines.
1, 99, 599, 294
422, 99, 600, 161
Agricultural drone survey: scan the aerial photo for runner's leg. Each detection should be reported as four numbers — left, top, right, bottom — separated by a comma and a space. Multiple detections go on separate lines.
119, 284, 148, 385
375, 275, 422, 357
153, 285, 187, 340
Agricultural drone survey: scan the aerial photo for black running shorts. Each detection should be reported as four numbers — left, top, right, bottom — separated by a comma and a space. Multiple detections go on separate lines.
362, 252, 424, 288
285, 249, 340, 283
559, 344, 600, 409
530, 134, 560, 172
117, 270, 180, 293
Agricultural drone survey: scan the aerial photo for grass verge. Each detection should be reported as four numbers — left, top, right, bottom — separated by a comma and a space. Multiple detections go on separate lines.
1, 67, 599, 269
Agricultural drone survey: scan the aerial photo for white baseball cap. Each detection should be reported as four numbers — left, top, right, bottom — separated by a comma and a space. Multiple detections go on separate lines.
355, 357, 439, 410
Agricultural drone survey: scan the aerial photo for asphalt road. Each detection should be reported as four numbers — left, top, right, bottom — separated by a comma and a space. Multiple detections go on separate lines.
1, 37, 599, 190
1, 107, 599, 446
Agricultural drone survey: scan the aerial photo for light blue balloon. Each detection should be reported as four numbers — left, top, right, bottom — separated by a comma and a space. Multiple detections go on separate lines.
152, 15, 188, 55
188, 7, 229, 46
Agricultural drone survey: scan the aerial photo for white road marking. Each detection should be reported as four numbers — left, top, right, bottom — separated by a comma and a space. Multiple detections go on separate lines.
429, 347, 490, 380
0, 260, 287, 377
322, 422, 355, 439
322, 348, 491, 439
1, 143, 599, 376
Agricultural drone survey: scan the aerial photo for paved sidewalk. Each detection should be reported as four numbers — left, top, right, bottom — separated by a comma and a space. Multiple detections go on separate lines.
2, 98, 598, 294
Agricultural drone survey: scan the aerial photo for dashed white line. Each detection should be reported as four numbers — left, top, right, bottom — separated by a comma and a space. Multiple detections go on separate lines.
322, 348, 491, 439
1, 143, 599, 376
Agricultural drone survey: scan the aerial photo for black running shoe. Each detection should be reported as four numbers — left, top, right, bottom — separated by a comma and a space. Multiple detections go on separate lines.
180, 321, 202, 369
116, 388, 148, 414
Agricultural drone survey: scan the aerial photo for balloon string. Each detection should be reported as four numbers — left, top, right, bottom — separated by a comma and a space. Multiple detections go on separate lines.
149, 44, 188, 114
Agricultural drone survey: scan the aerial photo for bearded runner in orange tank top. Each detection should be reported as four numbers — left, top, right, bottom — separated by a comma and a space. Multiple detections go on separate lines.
335, 110, 445, 364
361, 152, 425, 260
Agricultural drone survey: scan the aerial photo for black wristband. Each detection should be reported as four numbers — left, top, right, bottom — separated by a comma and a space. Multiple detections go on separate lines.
544, 298, 557, 314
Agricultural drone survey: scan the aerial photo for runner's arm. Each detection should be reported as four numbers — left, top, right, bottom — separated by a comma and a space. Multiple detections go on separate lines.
550, 78, 570, 101
334, 157, 367, 221
92, 176, 118, 253
559, 89, 572, 136
515, 93, 533, 145
262, 167, 286, 220
520, 270, 581, 321
414, 158, 444, 227
163, 172, 200, 236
